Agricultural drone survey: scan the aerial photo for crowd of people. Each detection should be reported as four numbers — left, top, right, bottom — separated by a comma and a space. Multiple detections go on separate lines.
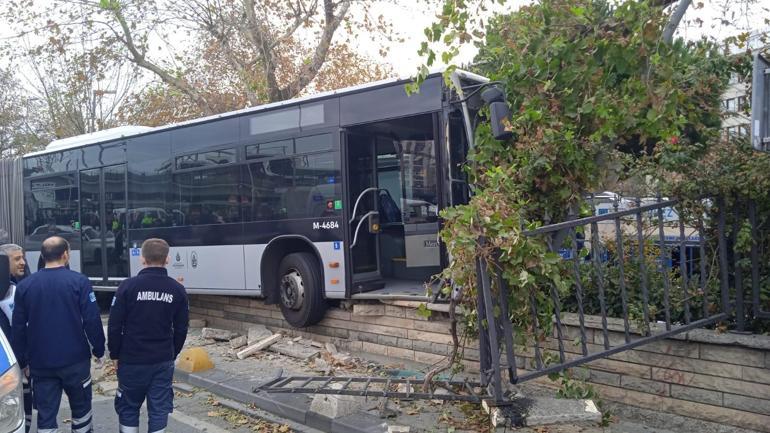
0, 237, 189, 433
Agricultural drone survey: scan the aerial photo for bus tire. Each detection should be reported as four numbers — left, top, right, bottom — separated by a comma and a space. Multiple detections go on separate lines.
278, 252, 327, 328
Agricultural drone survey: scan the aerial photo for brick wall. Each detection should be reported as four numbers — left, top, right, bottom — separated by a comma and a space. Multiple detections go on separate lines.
189, 295, 770, 432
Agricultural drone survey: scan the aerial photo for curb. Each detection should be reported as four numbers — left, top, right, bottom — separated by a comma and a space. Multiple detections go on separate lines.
174, 368, 389, 433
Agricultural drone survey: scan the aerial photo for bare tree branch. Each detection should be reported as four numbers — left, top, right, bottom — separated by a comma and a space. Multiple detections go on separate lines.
278, 0, 351, 100
108, 2, 214, 114
662, 0, 692, 44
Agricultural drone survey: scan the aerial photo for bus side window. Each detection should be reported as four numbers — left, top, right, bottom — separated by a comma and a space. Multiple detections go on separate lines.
174, 166, 241, 226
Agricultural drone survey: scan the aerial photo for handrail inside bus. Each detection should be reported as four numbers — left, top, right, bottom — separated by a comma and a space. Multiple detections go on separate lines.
349, 187, 380, 224
350, 210, 379, 249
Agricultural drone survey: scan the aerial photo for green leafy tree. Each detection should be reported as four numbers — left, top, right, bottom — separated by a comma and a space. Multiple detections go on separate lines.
431, 0, 733, 364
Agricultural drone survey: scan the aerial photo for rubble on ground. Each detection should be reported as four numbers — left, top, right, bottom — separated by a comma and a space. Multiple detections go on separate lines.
201, 327, 239, 341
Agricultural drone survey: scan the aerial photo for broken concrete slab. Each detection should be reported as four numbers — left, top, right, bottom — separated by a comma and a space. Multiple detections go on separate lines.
247, 325, 273, 345
229, 335, 248, 350
388, 426, 410, 433
237, 334, 282, 360
324, 343, 338, 354
269, 341, 320, 361
524, 397, 601, 426
313, 357, 332, 374
309, 383, 366, 419
331, 352, 353, 365
483, 396, 601, 427
201, 327, 238, 341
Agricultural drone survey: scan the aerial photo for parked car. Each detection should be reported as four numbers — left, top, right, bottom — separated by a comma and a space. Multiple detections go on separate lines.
0, 330, 24, 433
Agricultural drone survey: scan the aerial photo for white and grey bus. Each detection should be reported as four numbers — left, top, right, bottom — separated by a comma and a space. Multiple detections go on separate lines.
19, 70, 510, 327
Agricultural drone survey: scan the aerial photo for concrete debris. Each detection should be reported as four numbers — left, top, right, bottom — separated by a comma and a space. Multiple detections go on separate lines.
324, 343, 338, 354
309, 383, 365, 419
229, 335, 247, 350
310, 340, 324, 348
524, 397, 601, 426
201, 327, 238, 341
378, 398, 399, 419
292, 336, 302, 342
269, 341, 320, 361
431, 388, 450, 404
236, 334, 282, 360
313, 357, 332, 374
247, 325, 273, 345
388, 426, 410, 433
331, 352, 353, 365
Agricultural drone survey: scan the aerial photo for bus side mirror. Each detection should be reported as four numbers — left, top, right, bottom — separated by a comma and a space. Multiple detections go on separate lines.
482, 86, 513, 141
752, 52, 769, 151
0, 255, 9, 299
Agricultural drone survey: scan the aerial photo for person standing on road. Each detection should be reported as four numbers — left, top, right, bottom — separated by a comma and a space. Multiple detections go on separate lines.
11, 236, 105, 433
108, 238, 189, 433
0, 244, 33, 433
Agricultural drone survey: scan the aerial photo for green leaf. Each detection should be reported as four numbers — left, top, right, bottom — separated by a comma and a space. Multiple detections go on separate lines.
416, 303, 433, 319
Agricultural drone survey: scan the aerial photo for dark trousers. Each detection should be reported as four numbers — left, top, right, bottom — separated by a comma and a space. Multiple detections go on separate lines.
115, 360, 174, 433
31, 359, 93, 433
22, 377, 32, 433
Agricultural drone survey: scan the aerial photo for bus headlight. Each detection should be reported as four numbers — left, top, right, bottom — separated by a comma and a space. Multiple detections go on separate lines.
0, 365, 23, 432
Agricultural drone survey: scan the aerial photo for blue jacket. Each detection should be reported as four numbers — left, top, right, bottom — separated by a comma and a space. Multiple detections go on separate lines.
108, 267, 189, 365
12, 267, 105, 369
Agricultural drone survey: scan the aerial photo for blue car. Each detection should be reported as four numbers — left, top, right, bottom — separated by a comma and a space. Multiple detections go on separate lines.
0, 328, 24, 433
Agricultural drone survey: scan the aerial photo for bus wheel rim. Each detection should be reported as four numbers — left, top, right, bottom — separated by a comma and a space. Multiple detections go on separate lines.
280, 269, 305, 310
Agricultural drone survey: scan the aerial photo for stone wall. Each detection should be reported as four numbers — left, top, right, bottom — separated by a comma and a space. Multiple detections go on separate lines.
189, 295, 770, 432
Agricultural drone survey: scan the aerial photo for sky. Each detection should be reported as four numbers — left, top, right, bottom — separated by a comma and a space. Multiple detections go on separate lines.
0, 0, 767, 118
360, 0, 770, 78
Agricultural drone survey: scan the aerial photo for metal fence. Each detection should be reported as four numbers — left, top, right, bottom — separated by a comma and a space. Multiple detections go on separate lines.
476, 195, 768, 405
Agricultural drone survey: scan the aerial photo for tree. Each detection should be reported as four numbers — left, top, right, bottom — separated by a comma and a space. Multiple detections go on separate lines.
416, 0, 736, 385
0, 69, 50, 157
118, 37, 391, 126
2, 0, 399, 121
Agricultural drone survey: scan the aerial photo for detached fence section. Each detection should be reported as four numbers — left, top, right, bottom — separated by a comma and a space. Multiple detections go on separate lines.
476, 196, 769, 405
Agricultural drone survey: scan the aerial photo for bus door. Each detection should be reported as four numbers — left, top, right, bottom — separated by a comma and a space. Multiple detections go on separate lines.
345, 133, 382, 285
344, 114, 442, 294
79, 164, 128, 285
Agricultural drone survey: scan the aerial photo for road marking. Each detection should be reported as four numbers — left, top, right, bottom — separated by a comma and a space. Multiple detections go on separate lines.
170, 409, 232, 433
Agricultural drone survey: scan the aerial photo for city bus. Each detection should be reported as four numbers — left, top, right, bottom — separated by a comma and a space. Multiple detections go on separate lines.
19, 70, 509, 327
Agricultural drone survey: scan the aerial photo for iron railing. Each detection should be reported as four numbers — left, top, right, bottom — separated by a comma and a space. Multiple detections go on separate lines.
476, 195, 769, 405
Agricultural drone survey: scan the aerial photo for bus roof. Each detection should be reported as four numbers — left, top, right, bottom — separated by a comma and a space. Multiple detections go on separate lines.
26, 68, 487, 158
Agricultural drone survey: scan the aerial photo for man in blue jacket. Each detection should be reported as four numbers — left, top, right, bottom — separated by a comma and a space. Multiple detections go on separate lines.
0, 244, 33, 433
108, 238, 189, 433
12, 236, 105, 433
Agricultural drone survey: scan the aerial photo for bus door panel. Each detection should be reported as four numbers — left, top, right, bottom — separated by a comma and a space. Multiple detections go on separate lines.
345, 133, 381, 281
79, 164, 128, 283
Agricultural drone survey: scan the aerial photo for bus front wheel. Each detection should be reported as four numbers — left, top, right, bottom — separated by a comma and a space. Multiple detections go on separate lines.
278, 252, 327, 327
